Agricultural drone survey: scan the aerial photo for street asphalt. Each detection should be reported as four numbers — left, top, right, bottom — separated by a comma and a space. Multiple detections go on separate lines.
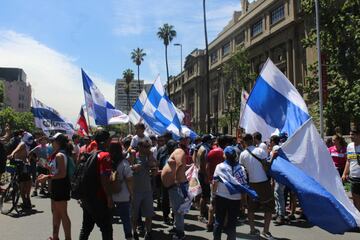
0, 195, 359, 240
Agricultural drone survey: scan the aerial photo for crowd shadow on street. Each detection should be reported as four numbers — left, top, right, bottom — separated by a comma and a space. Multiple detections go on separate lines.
5, 208, 44, 218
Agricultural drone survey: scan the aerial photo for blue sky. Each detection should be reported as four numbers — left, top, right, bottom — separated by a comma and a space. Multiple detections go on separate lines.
0, 0, 240, 121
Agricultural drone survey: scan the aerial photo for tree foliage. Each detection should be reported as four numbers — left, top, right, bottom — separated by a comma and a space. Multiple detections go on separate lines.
301, 0, 360, 134
222, 46, 256, 130
0, 107, 35, 133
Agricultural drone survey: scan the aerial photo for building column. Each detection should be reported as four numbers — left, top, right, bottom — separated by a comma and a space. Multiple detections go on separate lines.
286, 39, 294, 84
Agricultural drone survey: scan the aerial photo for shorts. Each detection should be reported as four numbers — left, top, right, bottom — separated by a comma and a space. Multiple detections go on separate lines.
198, 172, 210, 198
50, 178, 70, 201
248, 180, 275, 213
18, 173, 31, 182
350, 177, 360, 195
133, 191, 154, 218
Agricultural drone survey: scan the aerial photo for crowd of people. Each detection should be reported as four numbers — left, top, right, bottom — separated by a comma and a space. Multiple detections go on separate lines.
0, 122, 359, 240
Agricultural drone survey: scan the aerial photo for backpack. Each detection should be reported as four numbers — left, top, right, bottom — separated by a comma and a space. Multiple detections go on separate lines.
70, 151, 100, 200
59, 150, 76, 179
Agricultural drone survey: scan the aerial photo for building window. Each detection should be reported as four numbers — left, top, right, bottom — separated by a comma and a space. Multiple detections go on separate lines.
271, 5, 285, 25
251, 19, 263, 37
210, 51, 218, 64
235, 31, 245, 45
222, 42, 231, 57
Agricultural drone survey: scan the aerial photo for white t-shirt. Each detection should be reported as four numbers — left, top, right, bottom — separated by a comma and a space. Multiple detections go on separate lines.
112, 159, 133, 202
239, 145, 268, 183
49, 152, 67, 175
258, 142, 268, 154
130, 135, 152, 149
213, 162, 244, 200
347, 142, 360, 178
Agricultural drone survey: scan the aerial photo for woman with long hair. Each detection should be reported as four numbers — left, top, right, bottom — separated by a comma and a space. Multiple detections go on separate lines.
37, 132, 71, 240
110, 141, 134, 240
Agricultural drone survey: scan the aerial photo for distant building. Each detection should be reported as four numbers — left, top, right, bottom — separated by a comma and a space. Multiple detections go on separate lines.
0, 68, 31, 112
115, 78, 144, 113
169, 0, 315, 134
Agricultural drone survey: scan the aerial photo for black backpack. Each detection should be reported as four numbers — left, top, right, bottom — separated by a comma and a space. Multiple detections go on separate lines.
71, 151, 101, 200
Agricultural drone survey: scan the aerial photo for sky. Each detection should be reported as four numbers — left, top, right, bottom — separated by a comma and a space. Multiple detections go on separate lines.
0, 0, 241, 123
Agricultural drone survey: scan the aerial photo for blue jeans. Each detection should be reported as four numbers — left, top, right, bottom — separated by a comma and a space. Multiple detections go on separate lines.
168, 183, 188, 236
274, 181, 286, 216
213, 195, 240, 240
114, 201, 132, 238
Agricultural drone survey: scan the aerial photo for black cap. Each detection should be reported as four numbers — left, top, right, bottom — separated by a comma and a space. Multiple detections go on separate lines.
94, 130, 110, 144
202, 134, 212, 143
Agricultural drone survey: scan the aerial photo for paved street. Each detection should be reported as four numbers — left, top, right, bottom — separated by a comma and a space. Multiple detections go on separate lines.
0, 196, 359, 240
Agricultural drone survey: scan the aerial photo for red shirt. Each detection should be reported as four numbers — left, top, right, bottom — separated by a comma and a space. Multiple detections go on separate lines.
207, 147, 224, 182
328, 145, 347, 169
96, 151, 112, 202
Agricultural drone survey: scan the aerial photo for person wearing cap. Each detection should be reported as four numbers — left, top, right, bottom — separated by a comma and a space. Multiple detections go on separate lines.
212, 146, 247, 240
195, 134, 213, 222
37, 132, 72, 240
161, 143, 188, 240
8, 131, 35, 210
78, 130, 114, 240
342, 126, 360, 211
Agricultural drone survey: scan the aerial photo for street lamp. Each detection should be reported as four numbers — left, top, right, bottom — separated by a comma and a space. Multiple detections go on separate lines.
174, 43, 183, 73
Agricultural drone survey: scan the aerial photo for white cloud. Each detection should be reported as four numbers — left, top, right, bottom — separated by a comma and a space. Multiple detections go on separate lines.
0, 30, 115, 123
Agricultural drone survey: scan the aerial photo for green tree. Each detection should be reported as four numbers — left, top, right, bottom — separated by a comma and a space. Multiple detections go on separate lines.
0, 107, 35, 132
157, 23, 177, 95
222, 46, 256, 131
0, 80, 4, 110
131, 48, 146, 94
301, 0, 360, 134
122, 69, 134, 113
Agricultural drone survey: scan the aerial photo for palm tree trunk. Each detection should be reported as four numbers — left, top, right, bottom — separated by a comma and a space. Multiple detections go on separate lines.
137, 64, 141, 94
203, 0, 211, 133
165, 45, 170, 97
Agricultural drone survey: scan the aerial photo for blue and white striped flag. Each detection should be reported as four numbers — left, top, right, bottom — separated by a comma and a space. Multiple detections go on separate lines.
240, 58, 360, 233
31, 98, 74, 135
128, 76, 198, 139
82, 69, 129, 125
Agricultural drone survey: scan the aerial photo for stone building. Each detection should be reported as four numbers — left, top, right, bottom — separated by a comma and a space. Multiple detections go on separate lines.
169, 0, 315, 134
115, 78, 145, 113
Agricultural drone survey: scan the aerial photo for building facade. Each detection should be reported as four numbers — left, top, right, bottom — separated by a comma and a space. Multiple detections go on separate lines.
0, 68, 32, 112
115, 78, 144, 113
169, 0, 315, 134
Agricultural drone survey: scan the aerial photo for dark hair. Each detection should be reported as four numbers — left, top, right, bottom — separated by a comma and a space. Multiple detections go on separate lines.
109, 141, 123, 168
350, 126, 360, 134
252, 132, 262, 141
167, 140, 178, 155
72, 134, 80, 141
54, 134, 72, 156
135, 123, 146, 130
242, 133, 253, 146
270, 135, 280, 145
217, 135, 227, 149
122, 137, 132, 149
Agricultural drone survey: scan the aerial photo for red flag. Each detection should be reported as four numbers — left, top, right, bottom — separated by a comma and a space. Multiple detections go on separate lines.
76, 107, 89, 136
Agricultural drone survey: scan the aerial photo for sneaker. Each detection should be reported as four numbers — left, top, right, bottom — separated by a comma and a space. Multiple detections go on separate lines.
163, 216, 172, 225
31, 191, 37, 197
287, 214, 296, 221
172, 233, 185, 240
274, 215, 285, 225
249, 228, 260, 236
260, 232, 274, 240
39, 189, 46, 195
169, 227, 177, 235
206, 223, 213, 232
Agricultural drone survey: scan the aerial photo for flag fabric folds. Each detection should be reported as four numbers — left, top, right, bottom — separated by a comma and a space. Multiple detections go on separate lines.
82, 69, 129, 125
240, 58, 360, 233
128, 76, 198, 139
272, 119, 360, 233
240, 59, 310, 140
31, 98, 74, 135
76, 106, 89, 136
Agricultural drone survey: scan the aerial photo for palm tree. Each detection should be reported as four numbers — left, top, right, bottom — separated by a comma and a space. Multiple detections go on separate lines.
122, 69, 134, 113
131, 48, 146, 94
157, 23, 176, 96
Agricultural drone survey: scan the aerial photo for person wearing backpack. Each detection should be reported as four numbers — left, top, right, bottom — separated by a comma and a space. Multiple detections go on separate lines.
78, 130, 114, 240
37, 132, 72, 240
110, 141, 134, 240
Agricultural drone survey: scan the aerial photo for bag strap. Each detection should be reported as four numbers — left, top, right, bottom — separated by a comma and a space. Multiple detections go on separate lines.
246, 149, 265, 163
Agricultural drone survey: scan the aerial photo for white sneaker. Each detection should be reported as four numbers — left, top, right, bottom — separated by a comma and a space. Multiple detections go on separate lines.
260, 232, 275, 240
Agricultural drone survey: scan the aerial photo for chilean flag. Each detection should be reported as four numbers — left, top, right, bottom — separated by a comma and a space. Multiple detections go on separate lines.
76, 106, 89, 136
